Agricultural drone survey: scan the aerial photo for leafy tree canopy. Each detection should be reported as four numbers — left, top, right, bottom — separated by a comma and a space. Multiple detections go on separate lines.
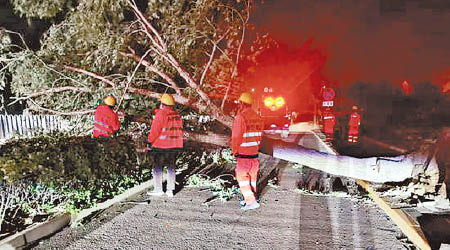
10, 0, 70, 19
1, 0, 270, 127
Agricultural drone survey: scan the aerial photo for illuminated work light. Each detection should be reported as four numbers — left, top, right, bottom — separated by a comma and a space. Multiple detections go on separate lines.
264, 97, 274, 107
275, 97, 285, 108
264, 96, 285, 111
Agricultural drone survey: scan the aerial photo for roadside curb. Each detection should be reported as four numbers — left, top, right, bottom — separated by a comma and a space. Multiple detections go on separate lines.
0, 179, 153, 249
71, 179, 153, 224
0, 213, 70, 250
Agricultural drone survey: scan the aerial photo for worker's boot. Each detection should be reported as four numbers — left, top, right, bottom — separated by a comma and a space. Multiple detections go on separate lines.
240, 197, 260, 207
147, 190, 164, 196
241, 201, 260, 211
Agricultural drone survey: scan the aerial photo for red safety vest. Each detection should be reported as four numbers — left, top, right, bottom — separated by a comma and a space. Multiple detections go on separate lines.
348, 111, 361, 127
93, 105, 120, 138
147, 106, 183, 149
323, 111, 336, 134
232, 107, 264, 155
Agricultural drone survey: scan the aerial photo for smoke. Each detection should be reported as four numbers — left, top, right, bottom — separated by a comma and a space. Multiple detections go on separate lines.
253, 0, 450, 89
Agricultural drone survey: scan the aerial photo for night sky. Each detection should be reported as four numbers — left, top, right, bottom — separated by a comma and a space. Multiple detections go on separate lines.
1, 0, 449, 107
253, 0, 450, 88
1, 0, 449, 89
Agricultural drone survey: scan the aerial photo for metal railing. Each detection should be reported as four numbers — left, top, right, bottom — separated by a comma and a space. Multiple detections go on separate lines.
0, 115, 62, 140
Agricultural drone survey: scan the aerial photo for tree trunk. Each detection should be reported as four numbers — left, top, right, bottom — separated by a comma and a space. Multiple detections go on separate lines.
259, 135, 438, 184
159, 129, 443, 185
184, 131, 229, 148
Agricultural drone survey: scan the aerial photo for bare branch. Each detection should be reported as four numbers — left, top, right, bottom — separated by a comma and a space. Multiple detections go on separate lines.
28, 99, 94, 116
211, 42, 232, 62
233, 1, 250, 75
127, 87, 209, 113
3, 29, 29, 51
200, 44, 217, 87
117, 49, 151, 110
26, 55, 88, 88
59, 64, 197, 114
200, 29, 229, 87
61, 63, 210, 118
221, 1, 251, 109
9, 86, 90, 106
121, 49, 181, 94
129, 2, 204, 92
129, 0, 167, 52
65, 65, 115, 88
129, 0, 233, 127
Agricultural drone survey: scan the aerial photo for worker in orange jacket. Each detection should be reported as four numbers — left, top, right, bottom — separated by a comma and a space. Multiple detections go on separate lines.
93, 95, 120, 138
322, 107, 336, 141
146, 93, 183, 197
232, 92, 264, 210
347, 105, 361, 143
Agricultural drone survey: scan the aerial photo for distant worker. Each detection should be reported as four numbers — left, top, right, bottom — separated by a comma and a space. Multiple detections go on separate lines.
322, 107, 336, 141
347, 105, 361, 143
146, 93, 183, 197
93, 95, 120, 138
232, 92, 264, 211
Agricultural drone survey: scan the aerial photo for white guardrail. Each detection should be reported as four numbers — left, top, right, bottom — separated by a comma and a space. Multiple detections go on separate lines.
0, 114, 62, 140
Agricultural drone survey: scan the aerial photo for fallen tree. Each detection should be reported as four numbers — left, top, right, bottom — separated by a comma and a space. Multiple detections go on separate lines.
268, 138, 435, 183
180, 128, 444, 185
2, 0, 278, 130
190, 127, 449, 202
269, 129, 450, 204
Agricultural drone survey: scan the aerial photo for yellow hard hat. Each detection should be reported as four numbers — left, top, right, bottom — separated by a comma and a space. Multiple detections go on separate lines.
160, 93, 175, 106
238, 92, 253, 105
104, 95, 116, 106
352, 105, 358, 110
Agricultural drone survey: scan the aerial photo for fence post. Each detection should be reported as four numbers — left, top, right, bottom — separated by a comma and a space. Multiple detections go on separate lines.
51, 115, 55, 131
26, 115, 32, 136
33, 115, 38, 135
0, 115, 5, 139
37, 115, 42, 133
57, 116, 61, 131
0, 114, 68, 141
21, 115, 28, 137
47, 115, 51, 132
6, 115, 13, 138
11, 115, 16, 136
43, 115, 48, 132
16, 115, 23, 136
54, 115, 58, 131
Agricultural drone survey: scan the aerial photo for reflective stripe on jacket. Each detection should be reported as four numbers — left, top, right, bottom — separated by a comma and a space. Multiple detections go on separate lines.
232, 107, 263, 155
323, 111, 336, 134
147, 106, 183, 149
93, 105, 120, 138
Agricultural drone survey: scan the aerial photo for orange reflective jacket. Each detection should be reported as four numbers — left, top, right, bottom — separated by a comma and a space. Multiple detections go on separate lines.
323, 110, 336, 134
93, 105, 120, 138
348, 111, 361, 127
232, 107, 264, 156
147, 106, 183, 149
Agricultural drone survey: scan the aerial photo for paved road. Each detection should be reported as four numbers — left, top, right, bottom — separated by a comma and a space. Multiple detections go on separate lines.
35, 165, 406, 250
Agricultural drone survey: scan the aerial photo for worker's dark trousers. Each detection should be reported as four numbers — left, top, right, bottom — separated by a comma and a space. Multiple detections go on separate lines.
152, 150, 179, 192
